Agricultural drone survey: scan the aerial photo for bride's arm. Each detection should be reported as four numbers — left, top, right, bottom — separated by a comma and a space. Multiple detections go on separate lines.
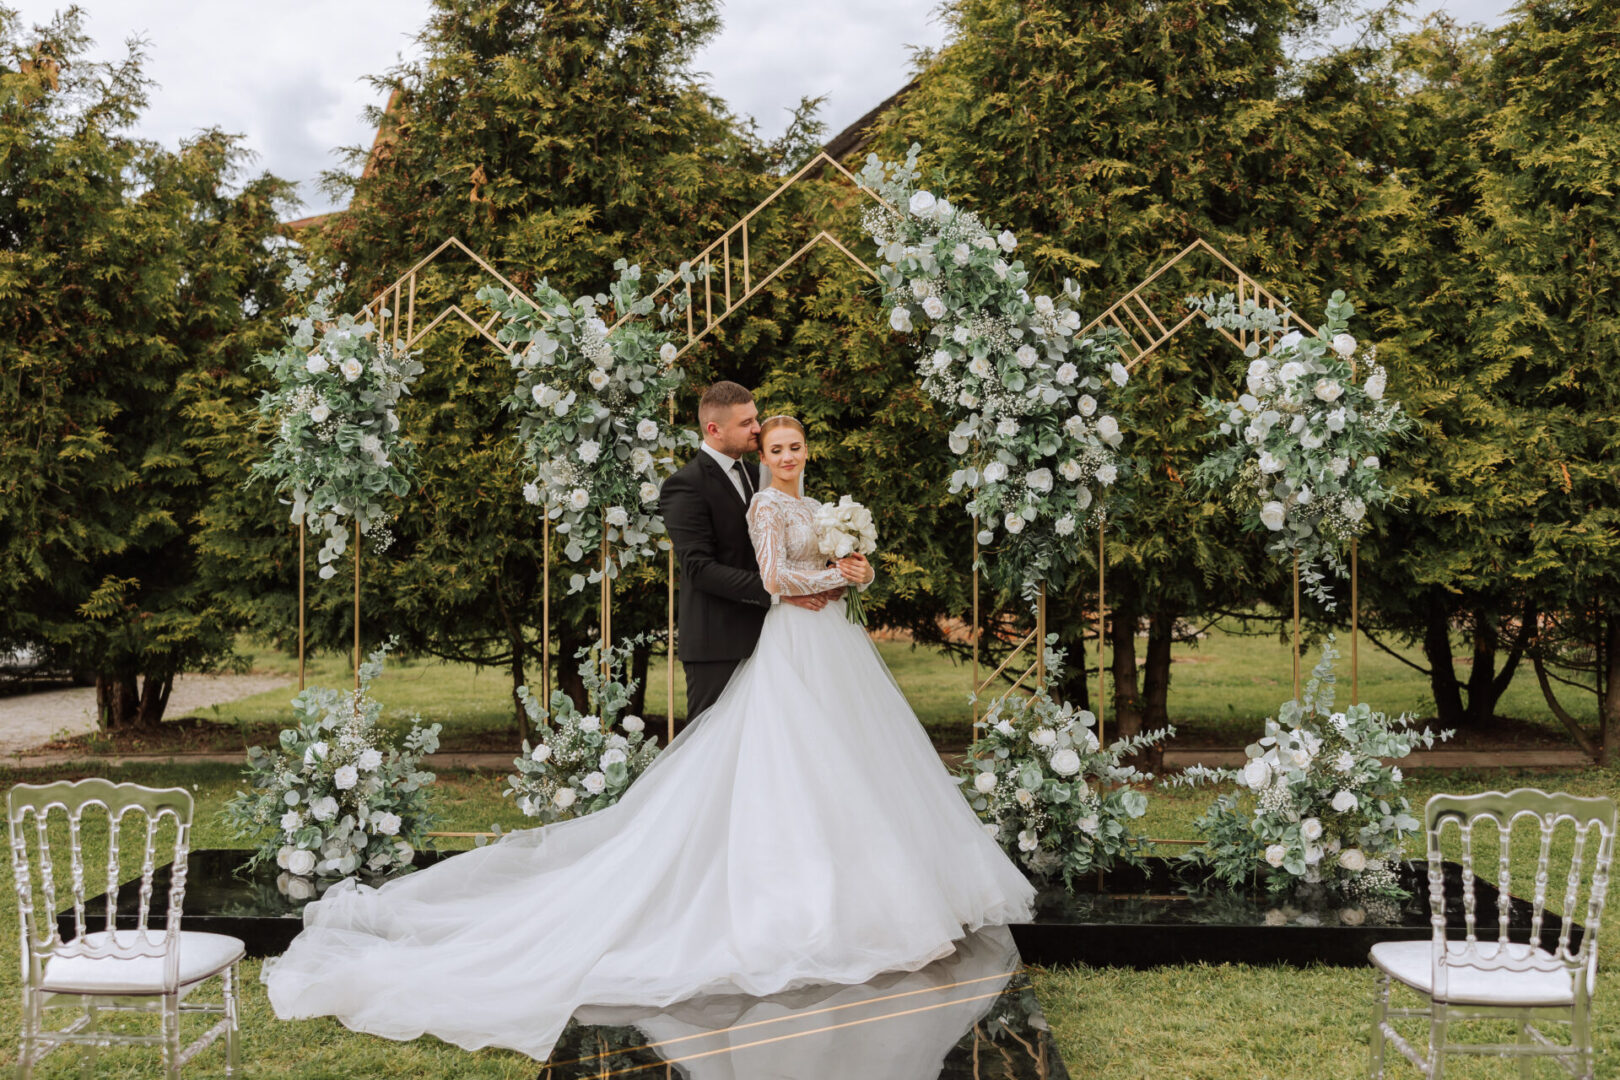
747, 497, 848, 598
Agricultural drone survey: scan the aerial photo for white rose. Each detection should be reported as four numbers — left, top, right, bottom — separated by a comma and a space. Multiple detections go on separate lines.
303, 741, 329, 767
889, 307, 913, 332
1095, 416, 1121, 447
1095, 463, 1118, 486
286, 848, 317, 877
1054, 362, 1078, 385
1390, 766, 1403, 783
600, 747, 627, 768
587, 369, 609, 390
1301, 817, 1323, 841
621, 714, 645, 733
1034, 295, 1055, 316
606, 506, 629, 527
1330, 457, 1350, 478
983, 461, 1008, 483
997, 417, 1019, 437
568, 488, 590, 511
310, 796, 339, 822
993, 719, 1015, 737
1338, 847, 1368, 872
1075, 486, 1093, 510
1259, 501, 1288, 531
1335, 750, 1356, 772
1079, 395, 1098, 417
1055, 514, 1076, 536
953, 243, 971, 266
1364, 371, 1386, 400
1331, 790, 1359, 813
908, 190, 937, 217
1016, 788, 1036, 807
333, 765, 359, 790
373, 811, 401, 836
578, 715, 601, 733
636, 418, 659, 441
639, 481, 659, 503
530, 743, 552, 763
1257, 451, 1284, 474
1362, 455, 1380, 470
1331, 333, 1357, 358
1049, 748, 1081, 776
1078, 815, 1100, 835
523, 482, 541, 505
1279, 360, 1307, 383
1059, 459, 1083, 482
974, 771, 998, 794
982, 823, 1000, 840
1265, 844, 1288, 868
659, 341, 678, 363
1110, 363, 1129, 387
1326, 408, 1347, 432
1275, 330, 1304, 352
577, 440, 601, 464
1026, 468, 1053, 492
922, 296, 946, 319
1243, 758, 1272, 790
1314, 379, 1343, 402
582, 771, 607, 795
305, 354, 330, 375
1015, 345, 1038, 368
356, 748, 382, 771
308, 401, 330, 423
340, 357, 363, 382
997, 230, 1017, 252
553, 787, 577, 809
279, 811, 302, 833
1003, 512, 1025, 535
630, 447, 654, 474
1017, 829, 1040, 853
968, 355, 992, 378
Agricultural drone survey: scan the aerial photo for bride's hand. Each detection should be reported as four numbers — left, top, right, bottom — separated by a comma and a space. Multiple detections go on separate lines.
836, 554, 873, 584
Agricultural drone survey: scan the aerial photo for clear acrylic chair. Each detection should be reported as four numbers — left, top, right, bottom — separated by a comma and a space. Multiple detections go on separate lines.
1368, 788, 1615, 1079
7, 778, 243, 1079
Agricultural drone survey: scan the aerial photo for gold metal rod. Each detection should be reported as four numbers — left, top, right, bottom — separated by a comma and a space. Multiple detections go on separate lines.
1293, 551, 1302, 700
704, 255, 712, 328
971, 529, 979, 727
1351, 539, 1359, 705
742, 221, 750, 294
976, 629, 1039, 691
1036, 589, 1047, 690
1098, 522, 1107, 746
722, 235, 732, 311
297, 521, 306, 692
542, 514, 550, 707
667, 397, 677, 744
353, 520, 361, 692
406, 272, 416, 344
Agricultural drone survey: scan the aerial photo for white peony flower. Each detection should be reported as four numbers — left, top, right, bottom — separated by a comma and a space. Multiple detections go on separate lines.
577, 440, 601, 464
997, 230, 1017, 252
333, 765, 359, 790
308, 401, 330, 423
923, 296, 946, 319
1003, 512, 1025, 535
553, 787, 577, 809
1247, 358, 1271, 380
1243, 758, 1273, 790
974, 771, 998, 794
1326, 408, 1347, 432
1034, 295, 1055, 316
1339, 847, 1368, 872
569, 488, 590, 511
630, 448, 654, 474
373, 811, 401, 836
1330, 457, 1350, 477
1275, 330, 1304, 352
1265, 844, 1288, 868
1259, 501, 1288, 531
1331, 333, 1357, 358
908, 190, 937, 217
1279, 361, 1307, 383
1301, 817, 1324, 841
1077, 396, 1097, 419
582, 771, 607, 795
341, 357, 363, 382
1331, 790, 1359, 813
889, 306, 913, 332
600, 747, 627, 768
1059, 459, 1084, 482
1049, 748, 1081, 776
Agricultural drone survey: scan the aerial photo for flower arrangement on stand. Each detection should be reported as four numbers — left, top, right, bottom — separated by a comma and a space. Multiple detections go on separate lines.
250, 256, 424, 576
221, 642, 442, 881
496, 637, 662, 826
959, 649, 1173, 888
857, 145, 1134, 595
1191, 290, 1409, 607
480, 262, 698, 593
1176, 640, 1451, 898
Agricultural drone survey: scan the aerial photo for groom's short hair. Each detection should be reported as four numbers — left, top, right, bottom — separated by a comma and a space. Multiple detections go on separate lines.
698, 381, 754, 428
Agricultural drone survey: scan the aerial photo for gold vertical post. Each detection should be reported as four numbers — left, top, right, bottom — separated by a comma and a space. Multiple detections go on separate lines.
1097, 522, 1107, 745
297, 521, 306, 692
971, 528, 980, 726
1351, 539, 1359, 705
353, 520, 361, 692
599, 526, 611, 682
1035, 589, 1047, 690
667, 396, 677, 744
1292, 552, 1301, 700
541, 515, 551, 707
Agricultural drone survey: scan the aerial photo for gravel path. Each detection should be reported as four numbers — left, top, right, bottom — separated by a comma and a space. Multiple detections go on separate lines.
0, 673, 294, 757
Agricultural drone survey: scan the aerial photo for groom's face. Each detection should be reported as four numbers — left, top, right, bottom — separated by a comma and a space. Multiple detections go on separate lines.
710, 401, 761, 457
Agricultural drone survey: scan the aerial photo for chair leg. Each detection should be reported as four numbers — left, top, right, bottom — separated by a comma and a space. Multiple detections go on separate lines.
1516, 1010, 1533, 1079
79, 997, 99, 1080
1369, 973, 1391, 1079
1572, 1000, 1594, 1080
224, 962, 240, 1077
1428, 1002, 1448, 1080
162, 993, 182, 1080
17, 991, 38, 1080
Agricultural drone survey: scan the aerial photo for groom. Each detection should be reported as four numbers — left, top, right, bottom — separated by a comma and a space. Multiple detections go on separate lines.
660, 381, 839, 724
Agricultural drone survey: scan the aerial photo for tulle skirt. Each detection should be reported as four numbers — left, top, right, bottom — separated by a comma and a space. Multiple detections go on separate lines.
261, 598, 1035, 1061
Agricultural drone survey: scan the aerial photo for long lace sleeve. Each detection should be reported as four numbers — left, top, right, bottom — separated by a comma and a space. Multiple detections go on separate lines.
747, 492, 848, 598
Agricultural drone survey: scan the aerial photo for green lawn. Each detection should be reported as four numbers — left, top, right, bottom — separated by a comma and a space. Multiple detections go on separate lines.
3, 762, 1617, 1077
148, 620, 1589, 756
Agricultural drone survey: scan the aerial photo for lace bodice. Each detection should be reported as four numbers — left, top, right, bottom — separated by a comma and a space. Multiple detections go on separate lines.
747, 487, 869, 597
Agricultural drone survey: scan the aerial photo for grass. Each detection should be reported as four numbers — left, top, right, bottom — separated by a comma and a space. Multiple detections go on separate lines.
3, 762, 1619, 1077
87, 619, 1591, 758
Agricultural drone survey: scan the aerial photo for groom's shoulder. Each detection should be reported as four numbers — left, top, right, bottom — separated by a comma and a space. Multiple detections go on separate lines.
664, 454, 706, 491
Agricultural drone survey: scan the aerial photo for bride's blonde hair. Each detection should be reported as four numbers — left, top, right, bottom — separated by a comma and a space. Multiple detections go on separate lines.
758, 414, 804, 439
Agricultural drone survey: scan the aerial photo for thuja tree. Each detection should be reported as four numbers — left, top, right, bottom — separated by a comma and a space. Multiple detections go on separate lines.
0, 10, 292, 729
200, 0, 781, 725
868, 0, 1404, 734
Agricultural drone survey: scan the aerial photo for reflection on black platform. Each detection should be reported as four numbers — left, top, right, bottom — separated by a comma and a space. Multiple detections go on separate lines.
537, 926, 1067, 1079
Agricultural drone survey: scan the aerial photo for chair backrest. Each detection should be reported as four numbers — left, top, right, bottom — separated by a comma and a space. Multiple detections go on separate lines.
7, 778, 194, 992
1424, 788, 1616, 991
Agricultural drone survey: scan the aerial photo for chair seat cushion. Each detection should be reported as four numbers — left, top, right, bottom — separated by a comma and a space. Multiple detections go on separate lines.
1370, 939, 1576, 1007
41, 930, 244, 995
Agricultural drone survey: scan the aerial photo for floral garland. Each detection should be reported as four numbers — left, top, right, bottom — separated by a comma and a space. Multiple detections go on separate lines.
1191, 291, 1409, 608
220, 641, 442, 878
1176, 640, 1450, 898
959, 648, 1172, 888
251, 257, 423, 577
495, 637, 661, 824
857, 146, 1133, 594
480, 262, 698, 593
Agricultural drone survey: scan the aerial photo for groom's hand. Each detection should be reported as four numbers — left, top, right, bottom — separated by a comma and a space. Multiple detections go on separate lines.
783, 588, 843, 612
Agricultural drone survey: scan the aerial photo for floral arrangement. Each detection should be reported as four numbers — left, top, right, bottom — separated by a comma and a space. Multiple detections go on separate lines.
1176, 640, 1450, 897
250, 256, 424, 577
221, 642, 442, 878
857, 145, 1133, 595
812, 495, 877, 625
1191, 291, 1409, 607
960, 647, 1172, 888
480, 262, 698, 593
499, 637, 661, 823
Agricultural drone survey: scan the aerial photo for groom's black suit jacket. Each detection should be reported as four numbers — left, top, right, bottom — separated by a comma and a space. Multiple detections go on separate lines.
660, 452, 772, 663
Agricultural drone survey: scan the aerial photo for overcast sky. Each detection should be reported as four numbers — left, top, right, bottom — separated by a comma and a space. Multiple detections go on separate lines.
15, 0, 1516, 219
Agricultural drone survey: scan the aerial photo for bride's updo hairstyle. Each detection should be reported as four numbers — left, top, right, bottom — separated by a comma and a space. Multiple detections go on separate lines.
758, 414, 804, 439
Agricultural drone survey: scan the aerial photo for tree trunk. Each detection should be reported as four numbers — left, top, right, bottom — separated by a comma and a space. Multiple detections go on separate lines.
135, 671, 173, 728
1054, 613, 1090, 712
95, 672, 139, 733
509, 635, 528, 743
1464, 608, 1499, 726
1110, 579, 1144, 741
1423, 597, 1465, 728
1142, 610, 1175, 731
558, 623, 589, 711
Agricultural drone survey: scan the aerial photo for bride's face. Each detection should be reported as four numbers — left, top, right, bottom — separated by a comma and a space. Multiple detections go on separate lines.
761, 427, 806, 484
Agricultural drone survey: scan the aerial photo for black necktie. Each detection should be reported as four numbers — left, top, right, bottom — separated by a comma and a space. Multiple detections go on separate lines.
732, 460, 753, 499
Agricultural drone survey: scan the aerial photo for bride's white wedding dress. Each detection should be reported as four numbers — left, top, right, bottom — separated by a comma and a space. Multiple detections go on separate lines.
262, 485, 1035, 1061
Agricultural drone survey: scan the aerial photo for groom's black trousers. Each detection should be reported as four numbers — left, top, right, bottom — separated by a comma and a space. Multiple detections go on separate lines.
683, 659, 743, 727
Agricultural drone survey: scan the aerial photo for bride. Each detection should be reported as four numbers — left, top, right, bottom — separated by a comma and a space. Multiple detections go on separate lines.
262, 414, 1037, 1062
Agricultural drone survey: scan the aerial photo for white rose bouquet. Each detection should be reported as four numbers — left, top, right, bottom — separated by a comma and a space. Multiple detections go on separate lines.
1190, 290, 1409, 608
1176, 639, 1450, 898
250, 255, 424, 577
482, 260, 699, 593
812, 495, 878, 625
499, 637, 661, 825
221, 641, 441, 880
960, 647, 1173, 888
